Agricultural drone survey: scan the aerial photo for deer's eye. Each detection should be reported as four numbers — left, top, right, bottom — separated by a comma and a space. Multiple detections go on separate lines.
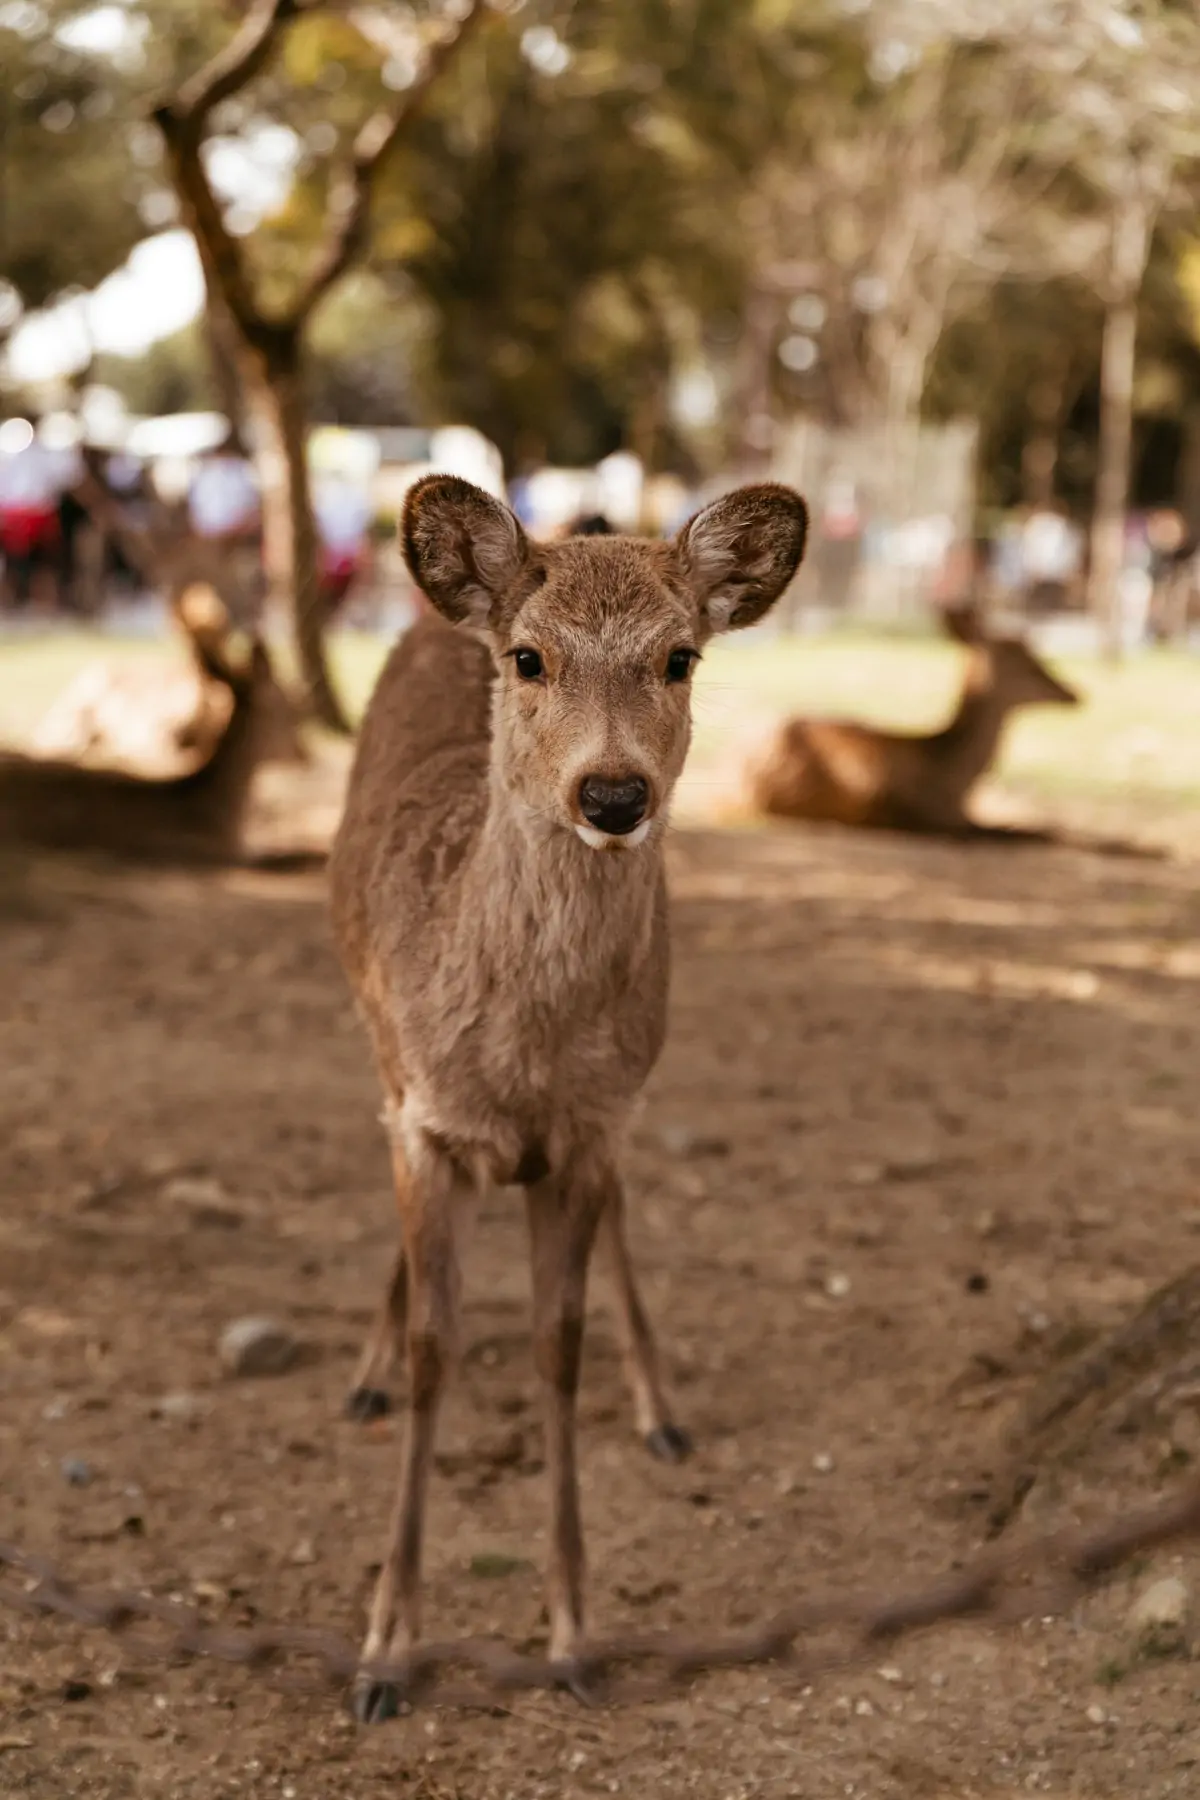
665, 647, 698, 684
513, 648, 544, 681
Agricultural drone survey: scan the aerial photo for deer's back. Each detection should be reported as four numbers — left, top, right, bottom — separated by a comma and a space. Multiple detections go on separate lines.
0, 746, 247, 861
744, 717, 960, 830
329, 615, 493, 989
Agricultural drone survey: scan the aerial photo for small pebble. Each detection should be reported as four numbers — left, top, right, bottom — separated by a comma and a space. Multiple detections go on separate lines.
1127, 1575, 1190, 1648
657, 1125, 730, 1159
825, 1272, 851, 1299
218, 1317, 298, 1379
60, 1457, 92, 1488
1086, 1703, 1107, 1725
878, 1665, 903, 1684
163, 1174, 227, 1208
290, 1539, 317, 1566
854, 1698, 874, 1717
152, 1392, 207, 1423
848, 1162, 884, 1186
812, 1452, 834, 1474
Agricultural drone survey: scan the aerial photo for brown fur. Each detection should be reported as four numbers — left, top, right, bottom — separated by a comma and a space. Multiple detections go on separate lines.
328, 476, 807, 1714
741, 604, 1079, 837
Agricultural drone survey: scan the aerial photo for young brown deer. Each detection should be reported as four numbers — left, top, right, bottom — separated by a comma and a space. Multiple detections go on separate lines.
0, 603, 287, 864
740, 602, 1079, 837
329, 475, 808, 1720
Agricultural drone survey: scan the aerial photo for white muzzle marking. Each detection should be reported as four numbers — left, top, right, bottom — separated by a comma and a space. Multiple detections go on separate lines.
575, 818, 654, 851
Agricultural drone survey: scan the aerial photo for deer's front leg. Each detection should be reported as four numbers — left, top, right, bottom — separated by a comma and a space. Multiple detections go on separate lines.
355, 1126, 471, 1724
525, 1148, 609, 1681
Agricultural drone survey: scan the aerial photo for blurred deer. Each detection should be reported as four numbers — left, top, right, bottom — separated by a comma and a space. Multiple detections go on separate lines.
328, 475, 808, 1720
740, 603, 1078, 838
0, 616, 289, 863
31, 584, 306, 774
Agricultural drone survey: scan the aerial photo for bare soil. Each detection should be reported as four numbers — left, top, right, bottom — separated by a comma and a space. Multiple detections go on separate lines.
3, 810, 1200, 1799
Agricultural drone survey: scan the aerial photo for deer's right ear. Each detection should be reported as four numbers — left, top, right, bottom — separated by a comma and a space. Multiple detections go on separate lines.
675, 483, 808, 634
402, 475, 530, 630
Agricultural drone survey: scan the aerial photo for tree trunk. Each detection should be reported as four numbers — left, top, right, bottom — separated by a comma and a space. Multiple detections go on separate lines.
1088, 197, 1152, 660
251, 329, 350, 735
1089, 294, 1139, 658
1177, 404, 1200, 547
737, 284, 777, 476
1021, 367, 1067, 510
204, 295, 252, 453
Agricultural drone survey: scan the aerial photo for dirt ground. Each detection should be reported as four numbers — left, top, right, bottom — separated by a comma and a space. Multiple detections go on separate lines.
3, 807, 1200, 1799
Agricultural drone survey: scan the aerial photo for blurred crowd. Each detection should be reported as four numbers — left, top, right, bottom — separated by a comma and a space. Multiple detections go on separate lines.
1, 414, 1197, 646
0, 417, 378, 627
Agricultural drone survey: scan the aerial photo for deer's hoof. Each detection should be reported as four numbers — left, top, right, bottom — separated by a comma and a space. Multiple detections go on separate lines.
345, 1386, 392, 1423
352, 1679, 406, 1725
553, 1660, 605, 1709
644, 1423, 693, 1463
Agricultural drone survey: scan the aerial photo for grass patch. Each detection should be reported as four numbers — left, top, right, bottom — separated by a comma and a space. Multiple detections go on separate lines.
3, 626, 1198, 845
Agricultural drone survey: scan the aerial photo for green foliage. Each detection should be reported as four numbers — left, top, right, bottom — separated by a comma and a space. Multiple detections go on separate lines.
8, 0, 1200, 504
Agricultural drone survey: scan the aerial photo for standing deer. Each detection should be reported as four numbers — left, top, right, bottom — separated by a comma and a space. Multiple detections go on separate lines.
740, 603, 1079, 837
329, 475, 808, 1720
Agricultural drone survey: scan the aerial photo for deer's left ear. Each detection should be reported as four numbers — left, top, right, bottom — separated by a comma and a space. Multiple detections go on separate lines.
675, 483, 808, 633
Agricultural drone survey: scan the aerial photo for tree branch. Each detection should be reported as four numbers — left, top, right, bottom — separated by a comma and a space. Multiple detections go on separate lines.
171, 0, 302, 124
284, 0, 489, 325
152, 0, 303, 337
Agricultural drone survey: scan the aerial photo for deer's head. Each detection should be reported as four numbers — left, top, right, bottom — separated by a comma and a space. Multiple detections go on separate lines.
176, 584, 309, 766
403, 477, 808, 850
942, 603, 1079, 710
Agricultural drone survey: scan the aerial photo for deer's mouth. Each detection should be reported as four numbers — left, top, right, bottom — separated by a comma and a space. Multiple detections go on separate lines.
574, 818, 654, 852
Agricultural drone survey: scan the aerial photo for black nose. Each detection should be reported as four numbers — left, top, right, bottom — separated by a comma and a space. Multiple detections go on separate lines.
578, 774, 650, 836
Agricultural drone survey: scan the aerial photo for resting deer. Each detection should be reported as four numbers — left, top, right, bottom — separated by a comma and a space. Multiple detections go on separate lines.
328, 475, 808, 1720
740, 602, 1079, 837
0, 611, 286, 864
31, 587, 306, 774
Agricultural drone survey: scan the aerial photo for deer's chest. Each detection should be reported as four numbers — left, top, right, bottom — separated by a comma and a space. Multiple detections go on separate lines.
396, 898, 667, 1168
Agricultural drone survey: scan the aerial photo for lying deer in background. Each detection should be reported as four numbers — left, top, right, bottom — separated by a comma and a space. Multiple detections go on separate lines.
0, 601, 288, 864
328, 475, 808, 1720
740, 602, 1079, 838
30, 585, 306, 774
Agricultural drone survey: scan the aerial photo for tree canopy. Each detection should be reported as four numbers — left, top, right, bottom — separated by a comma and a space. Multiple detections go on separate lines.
6, 0, 1200, 514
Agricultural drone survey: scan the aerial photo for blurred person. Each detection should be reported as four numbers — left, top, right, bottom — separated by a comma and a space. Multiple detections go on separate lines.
187, 434, 260, 545
1145, 508, 1193, 642
991, 512, 1026, 602
314, 472, 373, 622
565, 512, 614, 536
1021, 501, 1081, 613
0, 417, 67, 612
814, 476, 862, 610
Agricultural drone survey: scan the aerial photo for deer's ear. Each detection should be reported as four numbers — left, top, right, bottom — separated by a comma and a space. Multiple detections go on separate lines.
941, 602, 985, 644
402, 475, 530, 630
675, 484, 808, 633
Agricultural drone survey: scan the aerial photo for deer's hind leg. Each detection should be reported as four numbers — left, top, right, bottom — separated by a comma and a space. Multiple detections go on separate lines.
345, 1237, 407, 1422
601, 1187, 690, 1462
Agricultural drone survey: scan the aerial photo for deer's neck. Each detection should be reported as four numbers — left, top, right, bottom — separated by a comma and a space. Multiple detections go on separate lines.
468, 774, 662, 993
184, 693, 260, 830
931, 661, 1014, 797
